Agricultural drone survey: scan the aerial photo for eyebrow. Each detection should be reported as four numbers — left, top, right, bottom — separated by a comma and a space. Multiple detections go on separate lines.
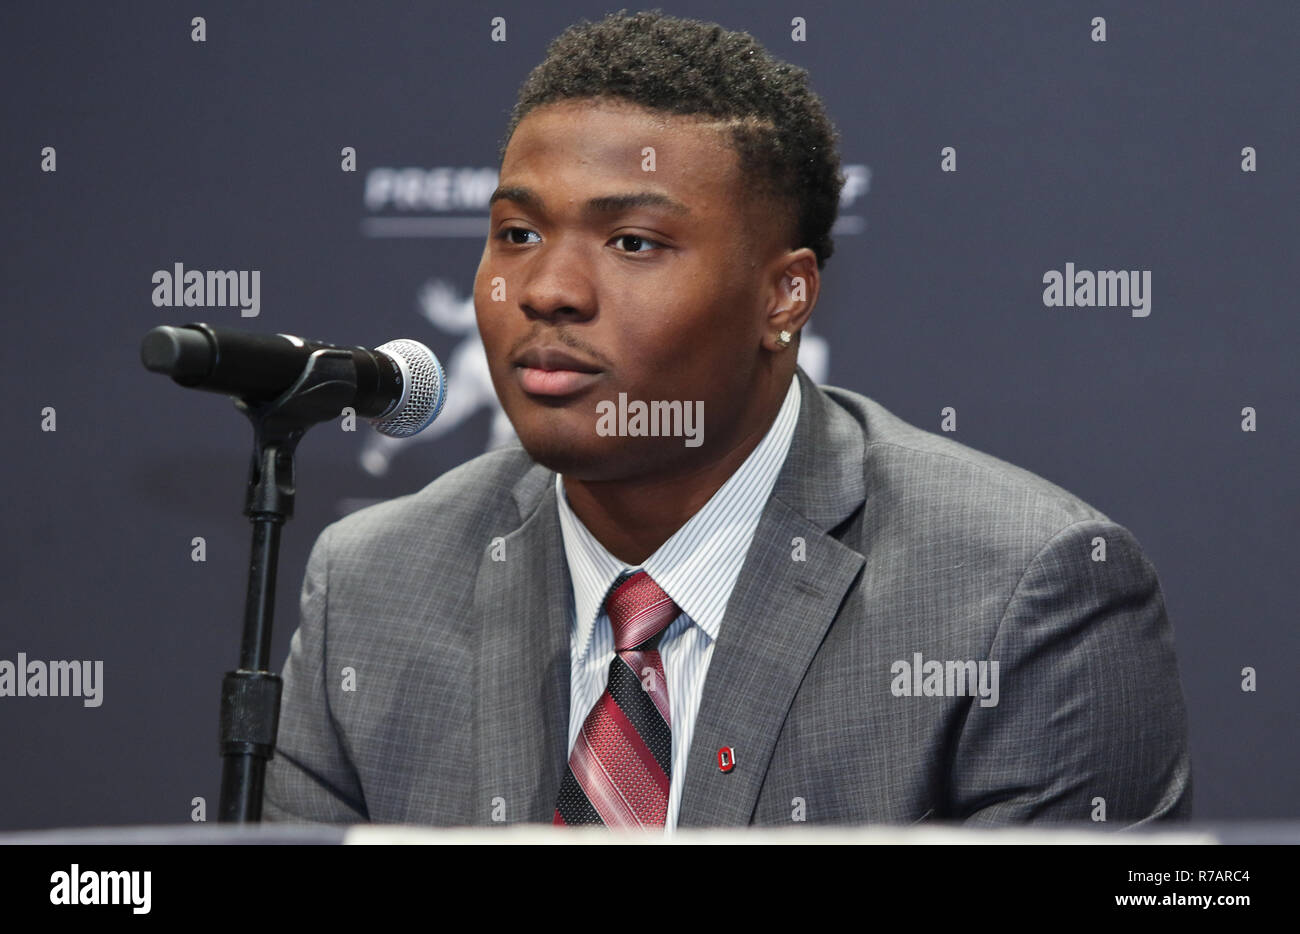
488, 185, 691, 217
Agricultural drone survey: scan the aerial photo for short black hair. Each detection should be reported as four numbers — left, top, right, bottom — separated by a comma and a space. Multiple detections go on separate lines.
499, 9, 845, 270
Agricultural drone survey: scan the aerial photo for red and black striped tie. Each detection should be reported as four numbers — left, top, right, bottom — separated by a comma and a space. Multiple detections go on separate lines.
554, 570, 677, 828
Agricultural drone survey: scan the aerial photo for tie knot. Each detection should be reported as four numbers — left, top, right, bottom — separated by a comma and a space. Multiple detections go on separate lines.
605, 571, 679, 651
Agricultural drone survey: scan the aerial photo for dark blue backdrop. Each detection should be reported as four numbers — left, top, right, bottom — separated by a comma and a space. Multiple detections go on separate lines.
1, 1, 1296, 830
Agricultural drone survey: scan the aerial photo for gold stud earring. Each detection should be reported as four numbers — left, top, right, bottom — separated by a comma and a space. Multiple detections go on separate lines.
775, 330, 792, 349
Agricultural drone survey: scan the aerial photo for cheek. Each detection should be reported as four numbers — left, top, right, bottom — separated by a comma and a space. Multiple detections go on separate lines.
472, 245, 490, 296
649, 279, 749, 359
473, 247, 499, 313
473, 276, 507, 350
472, 306, 496, 357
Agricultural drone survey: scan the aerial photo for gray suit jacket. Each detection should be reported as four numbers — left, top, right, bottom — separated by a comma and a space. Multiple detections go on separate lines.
264, 367, 1192, 827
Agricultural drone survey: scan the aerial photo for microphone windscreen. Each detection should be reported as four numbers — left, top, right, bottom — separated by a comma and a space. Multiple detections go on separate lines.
371, 339, 447, 438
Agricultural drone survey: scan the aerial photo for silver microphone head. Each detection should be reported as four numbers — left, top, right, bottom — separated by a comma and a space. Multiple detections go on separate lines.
370, 339, 447, 438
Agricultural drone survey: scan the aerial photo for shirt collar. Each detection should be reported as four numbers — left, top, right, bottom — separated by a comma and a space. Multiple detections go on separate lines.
556, 376, 803, 661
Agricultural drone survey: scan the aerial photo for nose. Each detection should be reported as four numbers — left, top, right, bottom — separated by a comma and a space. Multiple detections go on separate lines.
515, 235, 597, 324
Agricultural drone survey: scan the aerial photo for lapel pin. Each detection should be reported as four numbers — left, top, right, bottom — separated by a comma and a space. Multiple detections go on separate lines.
717, 746, 736, 772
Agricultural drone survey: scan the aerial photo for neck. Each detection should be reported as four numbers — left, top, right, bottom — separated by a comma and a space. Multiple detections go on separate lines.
562, 373, 792, 565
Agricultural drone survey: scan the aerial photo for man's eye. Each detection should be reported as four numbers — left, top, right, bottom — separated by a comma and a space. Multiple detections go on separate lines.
495, 228, 661, 253
611, 234, 661, 254
497, 227, 540, 245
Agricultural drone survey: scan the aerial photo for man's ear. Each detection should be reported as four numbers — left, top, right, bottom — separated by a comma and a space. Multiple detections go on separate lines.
764, 247, 819, 352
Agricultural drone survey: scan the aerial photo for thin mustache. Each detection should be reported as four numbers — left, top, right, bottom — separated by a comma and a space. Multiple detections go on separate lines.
508, 330, 608, 368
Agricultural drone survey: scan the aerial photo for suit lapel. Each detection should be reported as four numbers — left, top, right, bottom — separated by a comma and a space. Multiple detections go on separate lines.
473, 464, 571, 824
677, 367, 868, 826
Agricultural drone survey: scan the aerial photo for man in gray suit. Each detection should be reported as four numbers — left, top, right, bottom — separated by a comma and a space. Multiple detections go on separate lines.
265, 11, 1191, 829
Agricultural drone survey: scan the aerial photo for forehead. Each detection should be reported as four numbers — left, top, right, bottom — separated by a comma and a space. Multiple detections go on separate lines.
498, 99, 747, 215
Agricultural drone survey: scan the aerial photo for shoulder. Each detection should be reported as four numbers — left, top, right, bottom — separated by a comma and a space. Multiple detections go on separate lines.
312, 442, 544, 569
814, 382, 1135, 576
823, 382, 1112, 526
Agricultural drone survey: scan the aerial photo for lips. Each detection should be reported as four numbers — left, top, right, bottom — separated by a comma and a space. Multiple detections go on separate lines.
511, 344, 604, 398
513, 346, 602, 373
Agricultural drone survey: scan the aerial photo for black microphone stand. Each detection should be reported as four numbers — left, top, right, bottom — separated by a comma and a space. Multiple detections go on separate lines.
217, 348, 358, 822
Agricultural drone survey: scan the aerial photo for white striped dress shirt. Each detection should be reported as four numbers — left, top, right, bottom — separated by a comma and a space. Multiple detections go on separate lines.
554, 376, 802, 831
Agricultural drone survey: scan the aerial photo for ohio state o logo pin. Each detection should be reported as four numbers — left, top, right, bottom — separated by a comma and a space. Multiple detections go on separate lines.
717, 746, 736, 772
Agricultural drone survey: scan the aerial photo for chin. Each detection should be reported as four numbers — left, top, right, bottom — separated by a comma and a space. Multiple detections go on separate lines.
509, 425, 636, 481
521, 442, 624, 481
511, 419, 601, 475
520, 432, 688, 484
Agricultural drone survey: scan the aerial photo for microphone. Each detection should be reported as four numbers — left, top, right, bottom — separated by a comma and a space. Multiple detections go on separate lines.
140, 323, 446, 438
